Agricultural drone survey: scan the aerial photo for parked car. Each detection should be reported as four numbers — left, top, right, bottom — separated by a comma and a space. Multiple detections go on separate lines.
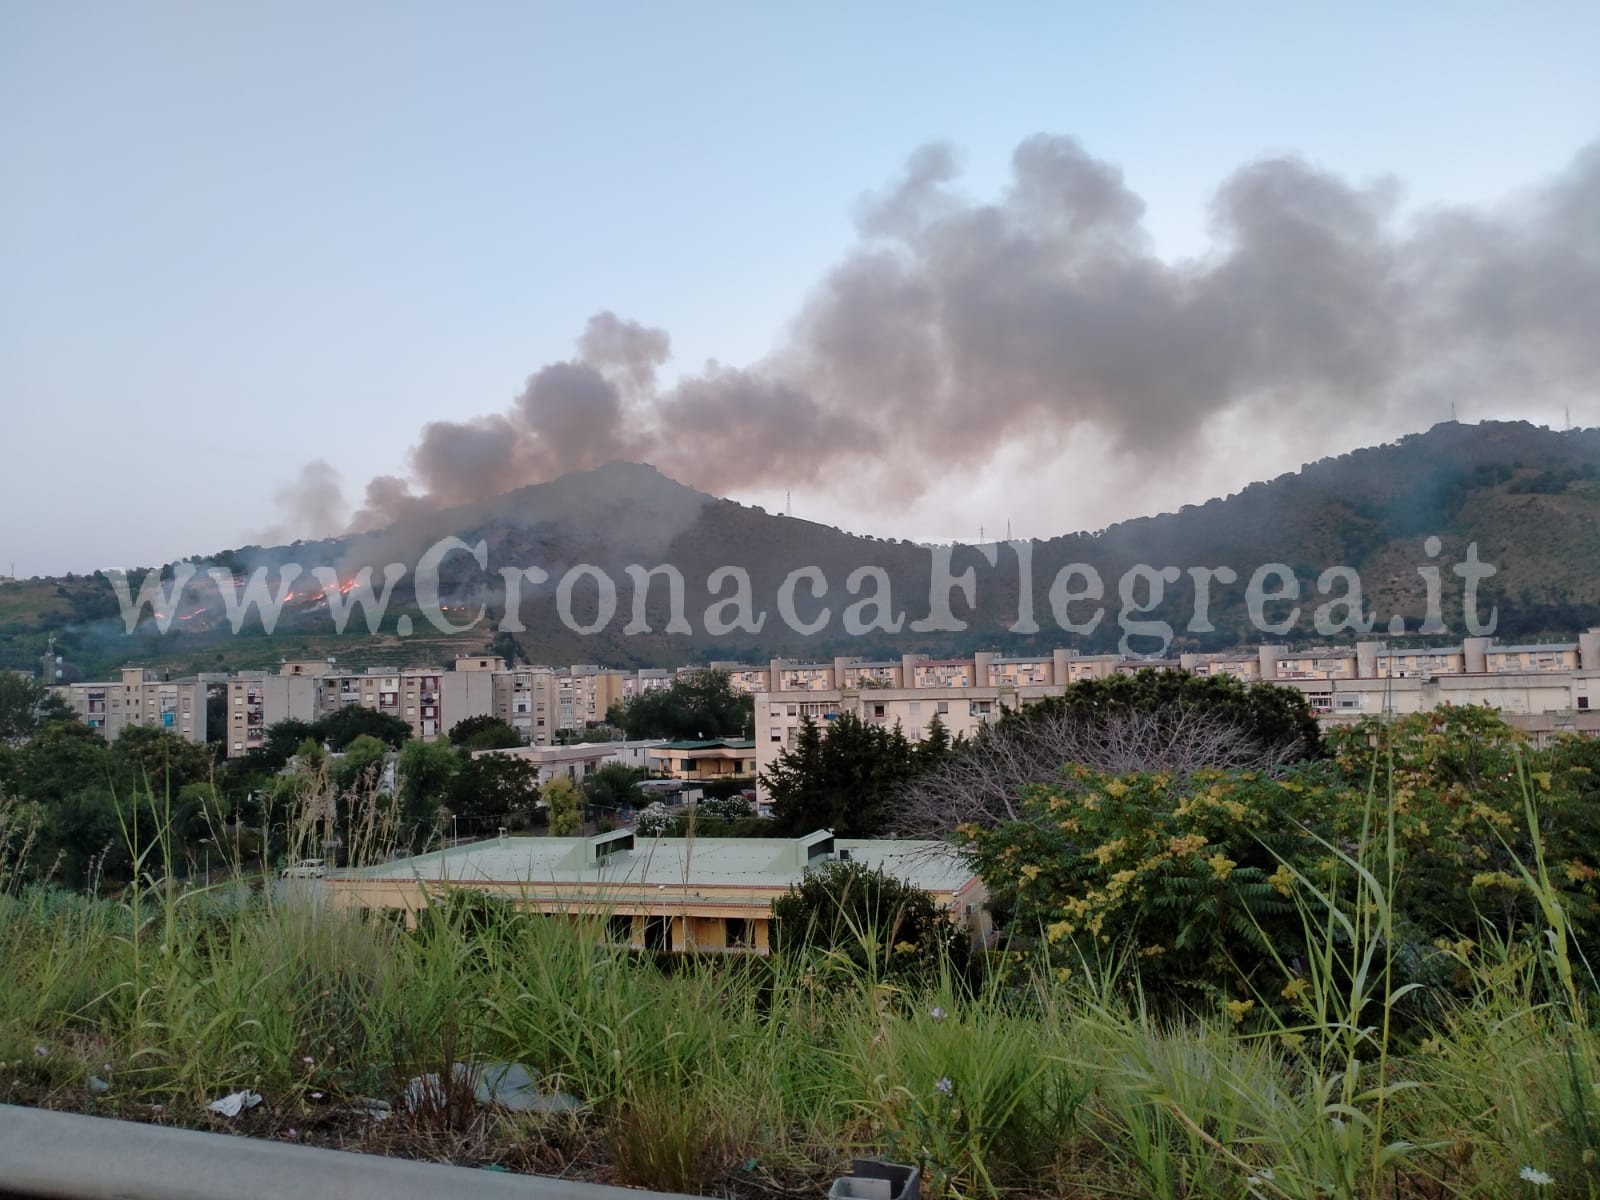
282, 858, 326, 879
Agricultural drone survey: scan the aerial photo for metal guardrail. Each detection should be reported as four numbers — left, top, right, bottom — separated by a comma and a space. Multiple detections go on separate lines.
0, 1103, 690, 1200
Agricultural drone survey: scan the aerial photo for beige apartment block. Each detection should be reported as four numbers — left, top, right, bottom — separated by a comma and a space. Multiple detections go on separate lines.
558, 666, 627, 730
630, 668, 675, 699
313, 666, 446, 740
225, 670, 322, 757
58, 667, 207, 745
712, 664, 771, 693
493, 665, 559, 745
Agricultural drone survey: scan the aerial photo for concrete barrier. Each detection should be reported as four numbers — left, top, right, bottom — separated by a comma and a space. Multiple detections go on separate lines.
0, 1103, 686, 1200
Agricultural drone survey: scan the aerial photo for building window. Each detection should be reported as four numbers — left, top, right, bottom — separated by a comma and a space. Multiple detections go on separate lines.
726, 918, 749, 948
643, 916, 671, 952
937, 701, 949, 714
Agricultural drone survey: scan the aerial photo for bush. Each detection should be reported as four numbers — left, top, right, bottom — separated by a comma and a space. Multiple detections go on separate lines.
771, 860, 970, 982
960, 765, 1330, 1006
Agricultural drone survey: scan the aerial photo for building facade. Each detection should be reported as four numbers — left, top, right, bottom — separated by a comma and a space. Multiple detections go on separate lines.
326, 829, 989, 955
752, 634, 1600, 795
58, 667, 207, 744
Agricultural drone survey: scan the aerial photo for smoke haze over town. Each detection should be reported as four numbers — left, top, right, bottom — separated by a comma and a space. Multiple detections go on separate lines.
3, 4, 1598, 572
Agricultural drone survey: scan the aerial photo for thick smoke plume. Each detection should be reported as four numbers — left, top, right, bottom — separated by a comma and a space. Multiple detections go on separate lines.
279, 134, 1600, 535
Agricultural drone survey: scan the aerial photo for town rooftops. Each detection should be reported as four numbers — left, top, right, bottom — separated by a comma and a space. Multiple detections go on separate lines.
654, 738, 757, 751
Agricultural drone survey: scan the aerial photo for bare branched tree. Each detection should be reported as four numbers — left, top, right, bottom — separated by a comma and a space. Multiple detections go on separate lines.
896, 706, 1304, 838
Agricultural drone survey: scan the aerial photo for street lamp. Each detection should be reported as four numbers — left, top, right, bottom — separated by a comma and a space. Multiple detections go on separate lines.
200, 836, 214, 887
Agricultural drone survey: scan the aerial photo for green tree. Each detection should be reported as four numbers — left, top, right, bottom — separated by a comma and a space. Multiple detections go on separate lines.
111, 724, 214, 794
545, 775, 584, 836
241, 718, 317, 775
449, 753, 539, 824
14, 719, 122, 807
764, 712, 916, 837
958, 765, 1327, 1008
0, 673, 70, 745
615, 669, 754, 740
915, 712, 956, 771
397, 739, 459, 845
1325, 706, 1600, 955
447, 715, 523, 750
1008, 669, 1322, 761
584, 761, 645, 815
335, 734, 390, 794
771, 860, 968, 981
315, 706, 412, 751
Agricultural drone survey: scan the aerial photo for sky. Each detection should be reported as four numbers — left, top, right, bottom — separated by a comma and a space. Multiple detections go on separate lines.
3, 1, 1598, 575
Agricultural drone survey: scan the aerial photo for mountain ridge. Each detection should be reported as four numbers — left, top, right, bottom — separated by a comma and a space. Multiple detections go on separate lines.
10, 420, 1600, 679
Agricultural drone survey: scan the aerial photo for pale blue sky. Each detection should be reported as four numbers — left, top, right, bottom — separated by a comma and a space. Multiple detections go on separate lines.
3, 2, 1598, 574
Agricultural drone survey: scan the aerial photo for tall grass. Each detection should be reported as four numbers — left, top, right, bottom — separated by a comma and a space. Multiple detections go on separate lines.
2, 773, 1597, 1198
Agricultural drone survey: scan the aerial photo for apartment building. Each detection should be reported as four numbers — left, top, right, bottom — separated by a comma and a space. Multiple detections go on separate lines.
753, 634, 1600, 795
630, 668, 675, 699
58, 667, 207, 744
558, 666, 627, 730
710, 663, 772, 694
224, 669, 324, 757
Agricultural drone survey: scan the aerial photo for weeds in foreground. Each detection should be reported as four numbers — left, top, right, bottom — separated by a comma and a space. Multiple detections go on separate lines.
2, 767, 1598, 1199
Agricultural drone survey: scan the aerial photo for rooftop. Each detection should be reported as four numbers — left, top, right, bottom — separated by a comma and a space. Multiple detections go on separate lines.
341, 833, 977, 894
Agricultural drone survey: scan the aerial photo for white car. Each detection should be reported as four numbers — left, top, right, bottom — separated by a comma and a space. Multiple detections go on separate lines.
282, 858, 326, 879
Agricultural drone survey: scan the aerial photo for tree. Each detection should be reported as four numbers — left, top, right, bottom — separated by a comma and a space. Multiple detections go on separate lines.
761, 716, 824, 833
915, 713, 956, 772
335, 734, 390, 794
544, 775, 584, 835
112, 724, 214, 795
12, 719, 122, 807
397, 739, 459, 845
771, 860, 968, 980
899, 704, 1308, 837
0, 674, 70, 745
1008, 669, 1322, 761
447, 715, 523, 750
763, 713, 917, 837
635, 800, 672, 836
1324, 706, 1600, 955
315, 706, 412, 751
614, 669, 754, 740
959, 766, 1327, 1008
242, 719, 317, 775
449, 753, 539, 824
699, 792, 752, 823
584, 761, 645, 816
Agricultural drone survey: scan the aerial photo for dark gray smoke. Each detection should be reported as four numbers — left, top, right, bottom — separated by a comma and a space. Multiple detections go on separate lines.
313, 133, 1599, 533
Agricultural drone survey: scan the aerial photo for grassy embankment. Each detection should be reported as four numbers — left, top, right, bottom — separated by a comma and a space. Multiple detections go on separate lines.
1, 781, 1596, 1199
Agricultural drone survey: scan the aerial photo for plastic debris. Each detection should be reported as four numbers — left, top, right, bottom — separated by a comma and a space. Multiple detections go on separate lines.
476, 1061, 580, 1115
207, 1089, 262, 1118
403, 1062, 579, 1115
87, 1076, 111, 1093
